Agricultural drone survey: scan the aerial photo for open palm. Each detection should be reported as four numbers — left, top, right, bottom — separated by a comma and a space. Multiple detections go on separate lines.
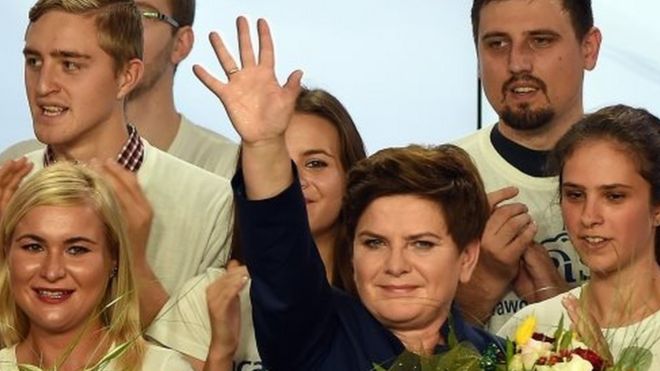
194, 17, 302, 146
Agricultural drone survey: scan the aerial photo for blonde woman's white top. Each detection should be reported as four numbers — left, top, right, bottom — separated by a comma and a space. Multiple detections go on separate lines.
0, 343, 194, 370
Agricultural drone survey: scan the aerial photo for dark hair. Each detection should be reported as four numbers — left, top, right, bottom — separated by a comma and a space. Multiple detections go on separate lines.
550, 104, 660, 264
231, 88, 367, 286
337, 144, 490, 294
169, 0, 195, 28
470, 0, 594, 43
295, 87, 367, 172
293, 87, 367, 287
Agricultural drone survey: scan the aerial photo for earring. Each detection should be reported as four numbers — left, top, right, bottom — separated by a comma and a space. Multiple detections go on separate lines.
110, 266, 119, 279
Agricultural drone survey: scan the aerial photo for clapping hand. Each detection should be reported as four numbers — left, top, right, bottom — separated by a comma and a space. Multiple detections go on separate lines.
457, 186, 537, 323
513, 242, 569, 303
0, 158, 33, 219
205, 260, 250, 371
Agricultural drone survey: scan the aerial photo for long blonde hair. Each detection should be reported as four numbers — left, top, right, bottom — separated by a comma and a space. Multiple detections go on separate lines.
0, 163, 145, 370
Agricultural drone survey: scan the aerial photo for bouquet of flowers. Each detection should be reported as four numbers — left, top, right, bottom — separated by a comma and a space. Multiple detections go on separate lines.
507, 315, 607, 371
375, 312, 654, 370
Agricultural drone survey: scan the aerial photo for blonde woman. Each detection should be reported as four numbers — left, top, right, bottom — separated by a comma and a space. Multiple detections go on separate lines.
0, 163, 192, 370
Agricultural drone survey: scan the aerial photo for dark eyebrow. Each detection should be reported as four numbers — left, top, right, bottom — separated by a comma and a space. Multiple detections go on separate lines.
405, 233, 442, 241
561, 182, 583, 189
600, 184, 633, 191
302, 149, 334, 158
22, 47, 39, 56
562, 182, 633, 191
527, 30, 561, 39
481, 31, 509, 41
357, 230, 386, 239
481, 29, 561, 42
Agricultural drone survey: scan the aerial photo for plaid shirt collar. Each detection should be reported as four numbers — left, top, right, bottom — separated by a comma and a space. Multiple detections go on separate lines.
43, 124, 144, 172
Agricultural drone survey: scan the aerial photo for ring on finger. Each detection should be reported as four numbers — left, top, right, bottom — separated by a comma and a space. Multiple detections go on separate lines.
227, 67, 240, 75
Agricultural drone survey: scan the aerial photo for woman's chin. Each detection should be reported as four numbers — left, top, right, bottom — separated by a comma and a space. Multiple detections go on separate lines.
370, 302, 441, 330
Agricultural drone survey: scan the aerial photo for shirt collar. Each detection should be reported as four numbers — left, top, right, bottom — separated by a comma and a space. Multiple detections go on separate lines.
43, 124, 144, 172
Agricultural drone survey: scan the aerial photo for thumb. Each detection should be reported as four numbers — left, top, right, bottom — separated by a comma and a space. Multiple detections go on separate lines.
283, 69, 303, 97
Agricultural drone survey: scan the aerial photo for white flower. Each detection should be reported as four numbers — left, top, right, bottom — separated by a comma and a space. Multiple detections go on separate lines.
508, 355, 524, 371
519, 338, 553, 369
535, 353, 593, 371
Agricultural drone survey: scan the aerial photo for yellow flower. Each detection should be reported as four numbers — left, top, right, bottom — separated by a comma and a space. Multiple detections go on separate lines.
515, 315, 537, 346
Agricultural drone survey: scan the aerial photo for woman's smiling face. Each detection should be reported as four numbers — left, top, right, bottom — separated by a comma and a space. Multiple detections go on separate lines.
8, 203, 114, 335
352, 194, 479, 334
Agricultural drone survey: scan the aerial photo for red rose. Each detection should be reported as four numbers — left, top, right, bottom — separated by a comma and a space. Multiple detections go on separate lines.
532, 332, 555, 343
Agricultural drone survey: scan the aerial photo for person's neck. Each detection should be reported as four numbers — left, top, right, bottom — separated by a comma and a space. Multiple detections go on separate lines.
17, 324, 110, 371
391, 314, 447, 356
51, 116, 129, 164
313, 226, 337, 285
497, 103, 584, 151
126, 77, 180, 152
584, 260, 660, 328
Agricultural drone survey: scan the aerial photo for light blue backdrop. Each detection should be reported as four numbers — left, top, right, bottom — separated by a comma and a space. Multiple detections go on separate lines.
1, 1, 659, 154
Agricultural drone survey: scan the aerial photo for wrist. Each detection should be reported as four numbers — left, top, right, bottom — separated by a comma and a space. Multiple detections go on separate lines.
241, 135, 286, 152
206, 342, 236, 365
241, 138, 293, 201
472, 263, 515, 299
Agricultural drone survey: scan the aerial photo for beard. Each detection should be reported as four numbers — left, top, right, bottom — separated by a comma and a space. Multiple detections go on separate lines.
498, 73, 555, 131
127, 42, 173, 101
127, 64, 164, 101
499, 103, 555, 131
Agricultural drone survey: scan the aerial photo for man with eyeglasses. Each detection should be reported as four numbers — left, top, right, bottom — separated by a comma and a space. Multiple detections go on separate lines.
1, 0, 239, 178
0, 0, 234, 329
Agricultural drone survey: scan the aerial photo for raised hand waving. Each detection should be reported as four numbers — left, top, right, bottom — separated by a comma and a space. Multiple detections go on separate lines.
193, 17, 303, 147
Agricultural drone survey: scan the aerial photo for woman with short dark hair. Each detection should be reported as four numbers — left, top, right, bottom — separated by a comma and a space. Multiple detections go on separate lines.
195, 17, 501, 370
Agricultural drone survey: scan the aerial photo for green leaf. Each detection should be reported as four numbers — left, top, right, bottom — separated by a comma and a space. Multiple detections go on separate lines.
552, 314, 565, 350
432, 342, 482, 371
17, 365, 44, 371
447, 317, 458, 349
384, 351, 420, 370
84, 341, 132, 371
505, 338, 514, 362
558, 329, 573, 351
615, 346, 652, 371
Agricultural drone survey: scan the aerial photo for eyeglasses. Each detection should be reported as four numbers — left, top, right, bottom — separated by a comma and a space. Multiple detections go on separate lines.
141, 10, 180, 28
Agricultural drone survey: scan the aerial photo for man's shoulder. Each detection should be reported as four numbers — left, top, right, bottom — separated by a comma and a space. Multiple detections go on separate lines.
168, 116, 239, 177
174, 116, 238, 154
453, 125, 494, 153
141, 140, 231, 188
0, 139, 44, 163
179, 117, 236, 145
